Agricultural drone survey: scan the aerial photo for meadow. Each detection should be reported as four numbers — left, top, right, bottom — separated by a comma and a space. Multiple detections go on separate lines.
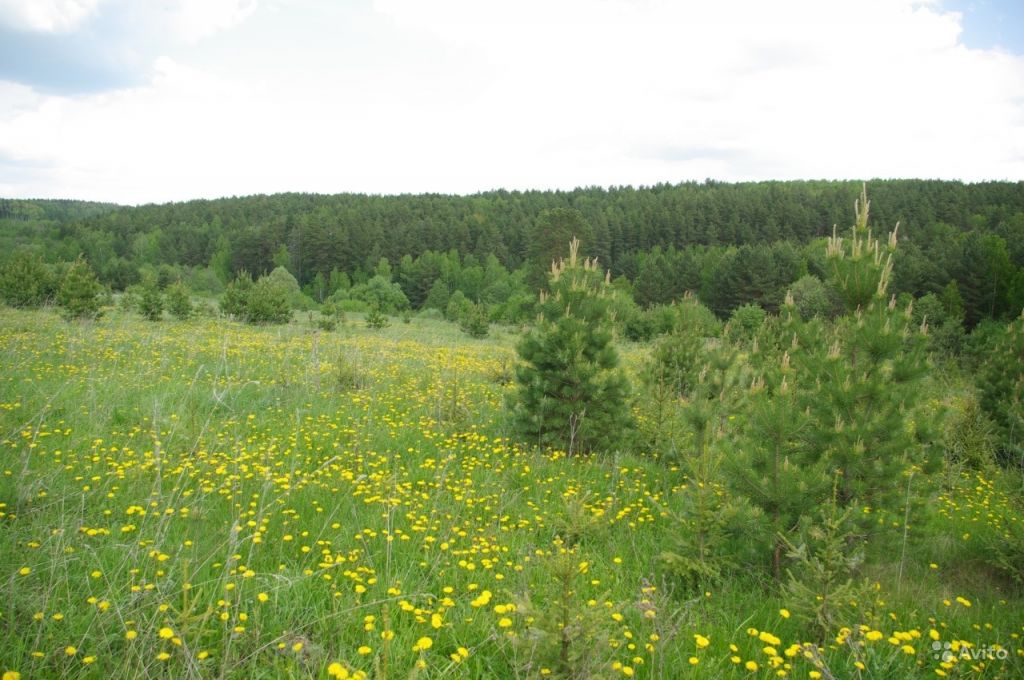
1, 308, 1022, 679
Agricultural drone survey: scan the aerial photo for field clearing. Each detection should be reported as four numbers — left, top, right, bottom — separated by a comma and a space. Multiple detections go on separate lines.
1, 309, 1021, 679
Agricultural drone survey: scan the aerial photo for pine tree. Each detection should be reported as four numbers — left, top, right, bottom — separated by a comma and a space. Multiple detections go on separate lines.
57, 257, 104, 321
220, 271, 253, 319
244, 275, 292, 324
165, 281, 193, 320
365, 305, 389, 329
976, 311, 1024, 464
137, 274, 164, 321
459, 301, 490, 338
0, 254, 55, 308
512, 238, 632, 455
793, 185, 928, 514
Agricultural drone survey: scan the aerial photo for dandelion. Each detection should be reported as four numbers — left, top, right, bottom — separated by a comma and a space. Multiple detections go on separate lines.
158, 627, 175, 640
412, 636, 432, 652
694, 634, 710, 648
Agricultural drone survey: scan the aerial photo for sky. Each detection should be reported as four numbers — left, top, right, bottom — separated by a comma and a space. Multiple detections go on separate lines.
0, 0, 1022, 205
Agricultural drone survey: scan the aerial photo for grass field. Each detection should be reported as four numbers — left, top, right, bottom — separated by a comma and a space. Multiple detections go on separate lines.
1, 308, 1022, 678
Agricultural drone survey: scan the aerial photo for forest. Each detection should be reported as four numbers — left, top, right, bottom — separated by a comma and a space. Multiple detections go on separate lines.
1, 180, 1023, 329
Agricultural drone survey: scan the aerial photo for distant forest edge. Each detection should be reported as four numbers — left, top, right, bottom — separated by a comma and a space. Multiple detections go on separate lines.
1, 179, 1023, 326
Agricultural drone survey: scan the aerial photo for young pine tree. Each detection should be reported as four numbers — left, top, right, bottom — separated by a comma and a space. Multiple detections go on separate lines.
0, 254, 55, 308
512, 238, 632, 456
791, 185, 928, 518
165, 281, 193, 320
57, 257, 104, 321
137, 274, 164, 321
220, 271, 253, 319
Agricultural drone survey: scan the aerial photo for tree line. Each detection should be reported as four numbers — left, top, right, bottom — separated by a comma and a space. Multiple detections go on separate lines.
1, 180, 1023, 328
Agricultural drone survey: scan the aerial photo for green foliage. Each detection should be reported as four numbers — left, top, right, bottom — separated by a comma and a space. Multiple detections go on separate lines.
725, 303, 766, 342
975, 311, 1024, 464
782, 494, 871, 635
56, 257, 104, 321
137, 275, 164, 321
243, 275, 293, 324
795, 187, 929, 512
220, 270, 253, 318
340, 275, 409, 314
164, 281, 193, 320
942, 394, 999, 472
458, 301, 490, 338
364, 306, 389, 330
914, 291, 965, 357
0, 253, 56, 308
219, 269, 293, 324
512, 239, 632, 455
787, 274, 832, 320
526, 208, 592, 290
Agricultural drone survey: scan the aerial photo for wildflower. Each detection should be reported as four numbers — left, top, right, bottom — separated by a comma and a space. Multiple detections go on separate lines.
158, 627, 175, 639
695, 634, 710, 648
412, 636, 432, 652
327, 663, 349, 679
779, 608, 790, 619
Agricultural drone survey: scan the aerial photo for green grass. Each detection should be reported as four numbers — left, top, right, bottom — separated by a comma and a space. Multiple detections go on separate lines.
0, 307, 1021, 679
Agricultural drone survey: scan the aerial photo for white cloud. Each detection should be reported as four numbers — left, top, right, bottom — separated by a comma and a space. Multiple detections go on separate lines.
0, 0, 102, 33
166, 0, 259, 42
0, 0, 1021, 203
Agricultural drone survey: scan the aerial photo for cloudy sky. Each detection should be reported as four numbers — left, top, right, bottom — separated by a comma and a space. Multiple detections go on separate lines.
0, 0, 1022, 205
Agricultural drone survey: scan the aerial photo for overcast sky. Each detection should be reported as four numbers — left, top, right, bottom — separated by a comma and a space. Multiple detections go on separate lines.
0, 0, 1022, 205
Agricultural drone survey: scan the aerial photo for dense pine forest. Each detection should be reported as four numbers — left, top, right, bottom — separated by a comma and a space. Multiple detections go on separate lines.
2, 180, 1023, 327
